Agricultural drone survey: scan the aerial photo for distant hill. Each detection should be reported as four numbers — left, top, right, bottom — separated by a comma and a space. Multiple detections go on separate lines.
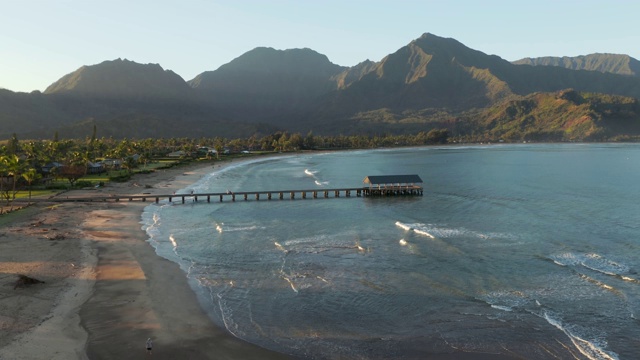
513, 53, 640, 77
0, 89, 73, 136
45, 58, 194, 100
2, 33, 640, 141
189, 47, 345, 123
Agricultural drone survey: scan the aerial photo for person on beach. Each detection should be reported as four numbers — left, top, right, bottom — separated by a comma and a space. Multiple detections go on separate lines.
146, 338, 153, 355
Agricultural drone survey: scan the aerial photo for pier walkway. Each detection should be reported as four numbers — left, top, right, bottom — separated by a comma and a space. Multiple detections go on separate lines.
38, 185, 423, 204
16, 175, 423, 205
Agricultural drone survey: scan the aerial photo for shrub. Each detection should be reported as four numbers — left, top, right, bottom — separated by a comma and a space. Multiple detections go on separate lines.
46, 183, 70, 190
75, 180, 94, 188
109, 173, 132, 182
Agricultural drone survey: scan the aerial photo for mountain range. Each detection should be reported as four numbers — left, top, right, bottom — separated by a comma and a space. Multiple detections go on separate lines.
2, 33, 640, 141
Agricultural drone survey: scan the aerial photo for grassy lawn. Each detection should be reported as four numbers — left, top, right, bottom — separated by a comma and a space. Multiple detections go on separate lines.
13, 190, 60, 199
9, 158, 219, 196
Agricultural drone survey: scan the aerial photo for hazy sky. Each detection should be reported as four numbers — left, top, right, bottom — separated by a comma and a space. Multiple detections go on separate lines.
2, 0, 639, 93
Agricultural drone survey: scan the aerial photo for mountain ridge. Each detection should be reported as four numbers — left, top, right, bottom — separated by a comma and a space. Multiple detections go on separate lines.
3, 33, 640, 142
513, 53, 640, 77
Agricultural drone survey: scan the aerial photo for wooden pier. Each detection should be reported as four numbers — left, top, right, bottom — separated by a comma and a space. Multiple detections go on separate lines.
26, 174, 423, 204
43, 185, 423, 204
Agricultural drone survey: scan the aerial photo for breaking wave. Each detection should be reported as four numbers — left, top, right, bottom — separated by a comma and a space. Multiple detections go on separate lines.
215, 222, 264, 234
479, 291, 620, 360
550, 253, 634, 280
394, 221, 510, 241
543, 311, 619, 360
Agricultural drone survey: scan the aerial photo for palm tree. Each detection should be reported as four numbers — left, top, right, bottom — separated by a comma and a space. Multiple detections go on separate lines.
122, 155, 138, 174
214, 138, 224, 160
2, 154, 22, 206
0, 154, 7, 205
21, 168, 40, 200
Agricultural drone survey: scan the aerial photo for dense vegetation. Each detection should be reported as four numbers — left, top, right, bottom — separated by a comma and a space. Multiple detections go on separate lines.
0, 129, 449, 210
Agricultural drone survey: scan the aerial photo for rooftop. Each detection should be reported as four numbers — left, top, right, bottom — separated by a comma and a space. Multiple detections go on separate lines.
363, 175, 423, 185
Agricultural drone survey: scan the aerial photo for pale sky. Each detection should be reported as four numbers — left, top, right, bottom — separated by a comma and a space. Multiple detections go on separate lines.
1, 0, 639, 93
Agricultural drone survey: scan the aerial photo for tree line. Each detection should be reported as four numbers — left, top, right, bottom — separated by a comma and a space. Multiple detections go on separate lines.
0, 128, 448, 208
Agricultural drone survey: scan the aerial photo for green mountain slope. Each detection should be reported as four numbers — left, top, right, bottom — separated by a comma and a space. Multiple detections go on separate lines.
473, 90, 640, 141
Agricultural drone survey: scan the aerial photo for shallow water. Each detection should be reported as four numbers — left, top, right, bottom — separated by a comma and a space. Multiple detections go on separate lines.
143, 144, 640, 359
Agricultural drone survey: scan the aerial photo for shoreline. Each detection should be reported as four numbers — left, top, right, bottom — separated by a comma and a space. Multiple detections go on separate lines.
0, 158, 290, 359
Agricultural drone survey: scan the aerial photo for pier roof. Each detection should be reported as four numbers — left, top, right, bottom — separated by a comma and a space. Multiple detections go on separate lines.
363, 175, 423, 185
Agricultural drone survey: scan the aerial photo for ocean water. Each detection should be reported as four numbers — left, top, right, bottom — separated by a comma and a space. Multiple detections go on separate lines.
141, 144, 640, 359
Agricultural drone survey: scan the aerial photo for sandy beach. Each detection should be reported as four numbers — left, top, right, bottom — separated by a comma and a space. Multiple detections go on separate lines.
0, 159, 289, 360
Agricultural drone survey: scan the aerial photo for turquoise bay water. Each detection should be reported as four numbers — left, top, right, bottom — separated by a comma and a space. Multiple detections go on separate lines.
142, 144, 640, 359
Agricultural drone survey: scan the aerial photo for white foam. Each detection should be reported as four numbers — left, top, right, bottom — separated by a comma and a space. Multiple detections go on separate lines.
224, 225, 262, 232
542, 312, 619, 360
274, 242, 287, 253
491, 304, 513, 312
280, 274, 298, 293
550, 253, 579, 267
395, 221, 414, 231
413, 229, 436, 239
395, 221, 436, 239
550, 252, 630, 277
215, 221, 263, 233
576, 273, 620, 295
479, 291, 530, 312
395, 221, 510, 241
581, 253, 629, 276
620, 275, 638, 283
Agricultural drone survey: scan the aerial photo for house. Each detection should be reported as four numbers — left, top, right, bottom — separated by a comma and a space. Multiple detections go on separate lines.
101, 158, 122, 170
87, 161, 106, 174
41, 162, 64, 174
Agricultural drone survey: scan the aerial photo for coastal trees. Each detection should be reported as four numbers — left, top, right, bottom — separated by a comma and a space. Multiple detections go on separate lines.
122, 155, 139, 174
58, 165, 85, 187
213, 138, 224, 160
424, 129, 449, 144
21, 168, 40, 200
0, 131, 464, 199
7, 134, 20, 155
0, 155, 7, 205
55, 149, 88, 187
0, 154, 23, 207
